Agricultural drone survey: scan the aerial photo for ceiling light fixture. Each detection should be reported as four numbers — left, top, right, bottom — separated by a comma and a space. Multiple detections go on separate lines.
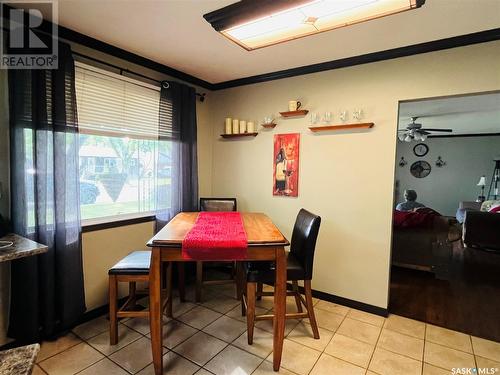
204, 0, 425, 51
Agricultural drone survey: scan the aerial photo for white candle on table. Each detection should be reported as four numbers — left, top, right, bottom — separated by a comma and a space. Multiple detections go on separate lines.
225, 118, 232, 134
232, 119, 239, 134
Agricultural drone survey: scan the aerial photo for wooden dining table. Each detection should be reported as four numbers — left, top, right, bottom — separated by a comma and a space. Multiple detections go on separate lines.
147, 212, 289, 375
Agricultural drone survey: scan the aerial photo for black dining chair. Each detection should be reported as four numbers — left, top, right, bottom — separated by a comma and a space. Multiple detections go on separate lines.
242, 208, 321, 344
195, 197, 238, 302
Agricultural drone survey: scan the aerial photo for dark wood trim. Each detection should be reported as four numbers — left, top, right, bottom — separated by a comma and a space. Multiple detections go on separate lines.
287, 283, 388, 317
82, 215, 155, 233
212, 28, 500, 90
428, 132, 500, 139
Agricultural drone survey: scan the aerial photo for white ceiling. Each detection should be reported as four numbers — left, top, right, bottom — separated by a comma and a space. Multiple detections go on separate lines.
398, 92, 500, 135
41, 0, 500, 84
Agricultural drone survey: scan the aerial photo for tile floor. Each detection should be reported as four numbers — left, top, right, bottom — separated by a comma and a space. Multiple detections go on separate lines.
33, 283, 500, 375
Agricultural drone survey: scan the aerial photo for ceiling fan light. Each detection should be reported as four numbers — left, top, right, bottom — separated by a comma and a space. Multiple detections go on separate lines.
420, 134, 428, 141
398, 133, 406, 141
404, 135, 412, 142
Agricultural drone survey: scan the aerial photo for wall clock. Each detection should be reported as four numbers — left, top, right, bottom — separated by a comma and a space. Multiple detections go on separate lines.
413, 143, 429, 157
410, 161, 431, 178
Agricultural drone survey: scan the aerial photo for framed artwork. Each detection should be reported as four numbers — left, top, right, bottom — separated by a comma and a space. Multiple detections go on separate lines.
273, 133, 300, 197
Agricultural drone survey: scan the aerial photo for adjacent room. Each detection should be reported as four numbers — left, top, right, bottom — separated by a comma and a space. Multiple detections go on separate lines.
0, 1, 499, 375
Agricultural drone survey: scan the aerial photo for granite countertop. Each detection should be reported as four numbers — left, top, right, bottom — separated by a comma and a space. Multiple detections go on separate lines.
0, 343, 40, 375
0, 234, 48, 263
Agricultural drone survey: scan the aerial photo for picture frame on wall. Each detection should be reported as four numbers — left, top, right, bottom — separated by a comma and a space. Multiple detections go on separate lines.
273, 133, 300, 197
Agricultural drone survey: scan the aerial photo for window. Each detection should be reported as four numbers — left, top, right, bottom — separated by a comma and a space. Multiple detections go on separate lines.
75, 63, 170, 221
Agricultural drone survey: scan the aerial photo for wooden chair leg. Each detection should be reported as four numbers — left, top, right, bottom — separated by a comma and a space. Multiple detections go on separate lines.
177, 263, 185, 302
256, 282, 263, 301
196, 261, 203, 302
235, 263, 244, 301
129, 281, 137, 309
292, 281, 303, 313
304, 280, 319, 339
109, 275, 118, 345
246, 282, 256, 345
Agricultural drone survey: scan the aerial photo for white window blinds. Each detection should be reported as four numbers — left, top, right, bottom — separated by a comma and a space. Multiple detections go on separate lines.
75, 63, 162, 140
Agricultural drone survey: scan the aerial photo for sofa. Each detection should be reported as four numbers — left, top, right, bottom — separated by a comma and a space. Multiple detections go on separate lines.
392, 210, 453, 280
461, 200, 500, 251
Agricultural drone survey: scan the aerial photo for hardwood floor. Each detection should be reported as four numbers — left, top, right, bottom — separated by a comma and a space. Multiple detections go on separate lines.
389, 241, 500, 342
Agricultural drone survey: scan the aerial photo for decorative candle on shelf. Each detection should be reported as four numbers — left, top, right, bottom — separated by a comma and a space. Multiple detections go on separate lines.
225, 118, 232, 134
247, 121, 255, 133
232, 119, 239, 134
239, 120, 247, 134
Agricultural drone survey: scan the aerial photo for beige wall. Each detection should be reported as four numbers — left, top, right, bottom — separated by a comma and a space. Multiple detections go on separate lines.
82, 222, 154, 310
209, 41, 500, 308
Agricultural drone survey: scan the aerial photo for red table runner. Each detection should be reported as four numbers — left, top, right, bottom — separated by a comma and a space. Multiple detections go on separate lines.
182, 212, 248, 260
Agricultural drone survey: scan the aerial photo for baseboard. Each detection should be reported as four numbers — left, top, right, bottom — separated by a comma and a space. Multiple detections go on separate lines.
287, 282, 388, 317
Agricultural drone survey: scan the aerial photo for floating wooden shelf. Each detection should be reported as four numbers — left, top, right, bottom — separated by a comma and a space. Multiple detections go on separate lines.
280, 110, 309, 118
308, 122, 374, 132
220, 132, 258, 139
261, 123, 277, 129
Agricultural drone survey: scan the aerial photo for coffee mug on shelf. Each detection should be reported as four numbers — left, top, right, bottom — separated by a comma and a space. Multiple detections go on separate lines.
288, 100, 302, 112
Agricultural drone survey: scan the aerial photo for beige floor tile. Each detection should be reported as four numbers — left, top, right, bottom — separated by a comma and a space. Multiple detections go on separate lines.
195, 370, 213, 375
287, 322, 334, 351
159, 320, 198, 349
378, 328, 424, 360
225, 305, 268, 323
255, 296, 276, 310
37, 333, 82, 362
72, 316, 109, 340
369, 347, 421, 375
325, 333, 374, 368
205, 345, 262, 375
77, 358, 129, 375
202, 315, 247, 343
476, 355, 500, 369
137, 351, 200, 375
304, 308, 344, 332
384, 315, 425, 339
252, 360, 297, 375
255, 316, 300, 336
38, 342, 104, 375
347, 309, 385, 327
177, 306, 222, 329
122, 317, 152, 335
426, 324, 473, 353
472, 336, 500, 362
172, 300, 197, 318
201, 295, 240, 314
315, 300, 350, 316
266, 339, 321, 375
422, 363, 450, 375
87, 324, 141, 355
205, 282, 237, 298
310, 353, 365, 375
337, 317, 381, 345
32, 365, 47, 375
173, 331, 227, 366
109, 337, 158, 374
233, 327, 274, 359
424, 341, 475, 371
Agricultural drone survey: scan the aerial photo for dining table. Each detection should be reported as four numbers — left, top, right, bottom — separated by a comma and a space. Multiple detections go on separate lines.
147, 212, 289, 375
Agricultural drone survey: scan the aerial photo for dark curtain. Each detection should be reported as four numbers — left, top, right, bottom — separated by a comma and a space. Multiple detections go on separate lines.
8, 41, 86, 342
155, 81, 198, 230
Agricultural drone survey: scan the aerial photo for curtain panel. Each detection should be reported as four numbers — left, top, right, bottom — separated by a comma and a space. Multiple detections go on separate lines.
155, 81, 198, 230
8, 40, 86, 342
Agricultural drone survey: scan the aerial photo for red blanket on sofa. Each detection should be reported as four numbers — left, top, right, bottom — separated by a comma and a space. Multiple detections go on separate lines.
182, 212, 248, 260
393, 209, 439, 229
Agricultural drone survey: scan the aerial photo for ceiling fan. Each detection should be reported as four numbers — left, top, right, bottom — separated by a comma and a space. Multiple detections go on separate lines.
398, 117, 453, 142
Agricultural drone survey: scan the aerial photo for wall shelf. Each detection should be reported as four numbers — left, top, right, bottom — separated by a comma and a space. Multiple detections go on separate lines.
280, 110, 309, 118
261, 123, 277, 129
308, 122, 374, 132
220, 132, 258, 139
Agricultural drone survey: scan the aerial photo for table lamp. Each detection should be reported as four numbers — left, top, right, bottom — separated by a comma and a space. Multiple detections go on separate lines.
477, 176, 486, 202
